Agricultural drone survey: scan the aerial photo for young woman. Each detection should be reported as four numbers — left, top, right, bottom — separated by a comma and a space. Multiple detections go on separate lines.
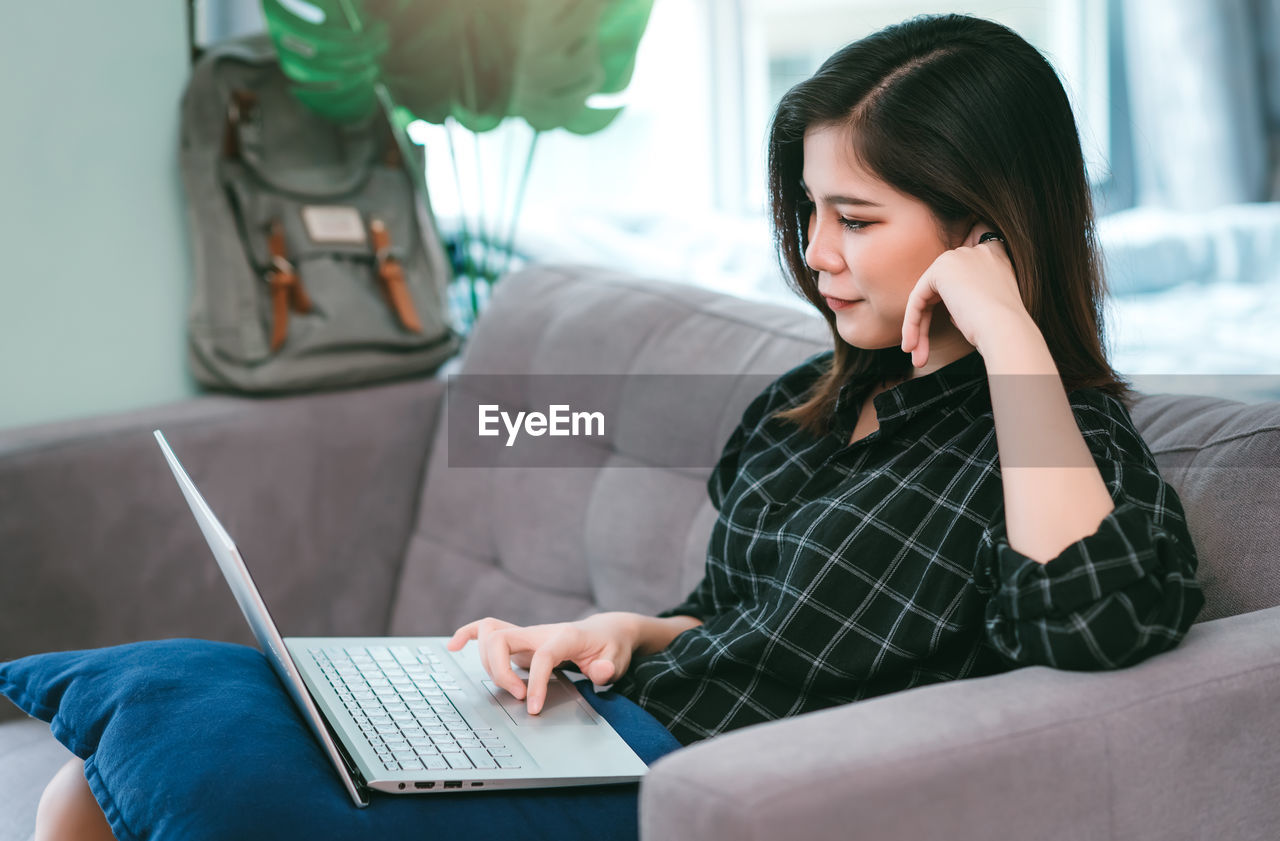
35, 12, 1204, 839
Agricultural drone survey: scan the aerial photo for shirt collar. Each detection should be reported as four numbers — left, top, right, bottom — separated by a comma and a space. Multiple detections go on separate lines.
832, 350, 987, 438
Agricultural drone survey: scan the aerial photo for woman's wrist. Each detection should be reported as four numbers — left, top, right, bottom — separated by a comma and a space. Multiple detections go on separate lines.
628, 613, 703, 656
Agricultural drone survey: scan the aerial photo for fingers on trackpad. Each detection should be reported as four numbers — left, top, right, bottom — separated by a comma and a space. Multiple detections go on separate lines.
481, 680, 598, 727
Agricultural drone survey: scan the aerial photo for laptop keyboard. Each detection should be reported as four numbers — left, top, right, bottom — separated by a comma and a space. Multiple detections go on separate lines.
310, 645, 521, 773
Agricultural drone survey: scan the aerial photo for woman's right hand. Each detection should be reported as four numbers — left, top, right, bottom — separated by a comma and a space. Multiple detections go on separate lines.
445, 612, 640, 715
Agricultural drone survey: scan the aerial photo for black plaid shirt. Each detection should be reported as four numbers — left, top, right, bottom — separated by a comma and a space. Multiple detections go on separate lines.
612, 349, 1206, 746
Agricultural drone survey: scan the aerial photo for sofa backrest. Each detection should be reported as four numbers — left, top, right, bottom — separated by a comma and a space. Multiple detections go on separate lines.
387, 265, 1280, 635
1127, 393, 1280, 621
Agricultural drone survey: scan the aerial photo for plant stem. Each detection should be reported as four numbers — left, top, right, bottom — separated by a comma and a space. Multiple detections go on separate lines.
472, 128, 491, 290
502, 129, 540, 279
444, 119, 481, 326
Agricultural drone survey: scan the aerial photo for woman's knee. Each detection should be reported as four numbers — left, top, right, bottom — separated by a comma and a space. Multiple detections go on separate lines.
34, 757, 116, 841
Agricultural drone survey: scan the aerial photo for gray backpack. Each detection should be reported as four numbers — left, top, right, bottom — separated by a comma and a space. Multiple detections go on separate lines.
179, 32, 462, 393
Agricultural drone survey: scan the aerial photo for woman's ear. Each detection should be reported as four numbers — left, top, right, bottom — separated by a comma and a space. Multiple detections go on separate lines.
947, 215, 982, 249
962, 220, 998, 248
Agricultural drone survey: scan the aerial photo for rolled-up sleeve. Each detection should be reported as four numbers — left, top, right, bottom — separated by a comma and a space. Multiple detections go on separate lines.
973, 401, 1206, 671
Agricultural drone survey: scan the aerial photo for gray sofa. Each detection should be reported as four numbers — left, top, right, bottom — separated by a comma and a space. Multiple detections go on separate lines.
3, 265, 1280, 841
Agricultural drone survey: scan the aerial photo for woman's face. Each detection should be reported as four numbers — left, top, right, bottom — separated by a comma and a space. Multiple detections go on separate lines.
801, 123, 973, 369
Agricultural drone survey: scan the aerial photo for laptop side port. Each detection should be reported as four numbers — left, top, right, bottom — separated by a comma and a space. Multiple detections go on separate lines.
470, 782, 484, 787
415, 782, 435, 789
444, 781, 463, 789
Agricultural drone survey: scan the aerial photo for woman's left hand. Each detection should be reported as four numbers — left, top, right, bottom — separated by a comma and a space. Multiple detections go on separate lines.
900, 223, 1030, 368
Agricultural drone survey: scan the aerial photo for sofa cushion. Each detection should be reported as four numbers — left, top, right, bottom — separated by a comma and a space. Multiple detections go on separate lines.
388, 265, 828, 635
0, 638, 681, 841
1129, 392, 1280, 620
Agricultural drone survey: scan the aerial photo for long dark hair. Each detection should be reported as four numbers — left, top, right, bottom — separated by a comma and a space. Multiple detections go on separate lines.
768, 13, 1134, 436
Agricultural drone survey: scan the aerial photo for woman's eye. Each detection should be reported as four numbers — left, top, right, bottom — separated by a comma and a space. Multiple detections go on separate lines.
798, 197, 866, 231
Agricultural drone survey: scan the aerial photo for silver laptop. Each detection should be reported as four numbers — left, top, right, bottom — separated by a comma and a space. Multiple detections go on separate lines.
153, 429, 648, 808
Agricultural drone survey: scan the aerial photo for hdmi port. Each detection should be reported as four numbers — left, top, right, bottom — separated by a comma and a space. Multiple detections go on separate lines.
414, 782, 435, 790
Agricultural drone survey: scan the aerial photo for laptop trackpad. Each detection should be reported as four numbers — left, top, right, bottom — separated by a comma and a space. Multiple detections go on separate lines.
481, 680, 598, 728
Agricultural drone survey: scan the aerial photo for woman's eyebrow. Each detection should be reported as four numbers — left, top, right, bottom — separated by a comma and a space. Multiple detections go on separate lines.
798, 180, 883, 207
798, 176, 880, 206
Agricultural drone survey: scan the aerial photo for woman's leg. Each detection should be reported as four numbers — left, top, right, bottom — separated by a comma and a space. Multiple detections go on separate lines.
34, 757, 117, 841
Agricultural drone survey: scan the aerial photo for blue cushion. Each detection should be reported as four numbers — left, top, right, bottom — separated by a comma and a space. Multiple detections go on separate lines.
0, 638, 683, 841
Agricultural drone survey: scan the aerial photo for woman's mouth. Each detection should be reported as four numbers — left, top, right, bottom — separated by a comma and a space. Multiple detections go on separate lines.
823, 296, 861, 310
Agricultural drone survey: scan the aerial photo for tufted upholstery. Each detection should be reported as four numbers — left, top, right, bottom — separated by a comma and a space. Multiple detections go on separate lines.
388, 266, 829, 634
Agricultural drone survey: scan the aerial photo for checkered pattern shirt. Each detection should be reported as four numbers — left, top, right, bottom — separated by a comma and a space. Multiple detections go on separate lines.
612, 349, 1206, 746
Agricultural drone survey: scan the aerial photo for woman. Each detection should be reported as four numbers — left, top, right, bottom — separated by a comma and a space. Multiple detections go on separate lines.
35, 12, 1204, 839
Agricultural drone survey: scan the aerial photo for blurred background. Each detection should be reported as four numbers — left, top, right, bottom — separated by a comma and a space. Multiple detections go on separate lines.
2, 0, 1279, 430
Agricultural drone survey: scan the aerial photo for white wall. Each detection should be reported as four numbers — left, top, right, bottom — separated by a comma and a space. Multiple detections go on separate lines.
0, 2, 197, 431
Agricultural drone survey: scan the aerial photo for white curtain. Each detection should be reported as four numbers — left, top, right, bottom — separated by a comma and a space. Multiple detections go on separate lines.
1121, 0, 1279, 209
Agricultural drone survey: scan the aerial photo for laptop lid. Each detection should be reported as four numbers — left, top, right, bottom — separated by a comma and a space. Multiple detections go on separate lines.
153, 429, 370, 808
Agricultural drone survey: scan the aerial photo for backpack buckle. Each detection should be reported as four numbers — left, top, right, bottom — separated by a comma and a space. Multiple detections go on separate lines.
369, 218, 423, 334
265, 220, 312, 352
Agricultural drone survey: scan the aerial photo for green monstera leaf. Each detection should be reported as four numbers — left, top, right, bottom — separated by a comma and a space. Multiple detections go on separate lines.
261, 0, 389, 123
261, 0, 653, 135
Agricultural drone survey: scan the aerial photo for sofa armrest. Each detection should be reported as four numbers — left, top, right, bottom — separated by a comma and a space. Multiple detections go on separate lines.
0, 377, 445, 671
640, 606, 1280, 841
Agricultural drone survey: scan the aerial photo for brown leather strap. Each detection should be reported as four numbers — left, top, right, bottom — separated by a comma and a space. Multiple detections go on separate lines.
222, 89, 258, 161
369, 218, 422, 333
266, 220, 312, 352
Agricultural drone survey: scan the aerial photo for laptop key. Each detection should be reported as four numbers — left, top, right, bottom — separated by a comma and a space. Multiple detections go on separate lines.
464, 748, 498, 770
423, 756, 449, 771
496, 758, 522, 769
442, 752, 473, 770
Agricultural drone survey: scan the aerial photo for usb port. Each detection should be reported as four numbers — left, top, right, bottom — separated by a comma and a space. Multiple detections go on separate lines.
470, 782, 484, 787
443, 781, 463, 789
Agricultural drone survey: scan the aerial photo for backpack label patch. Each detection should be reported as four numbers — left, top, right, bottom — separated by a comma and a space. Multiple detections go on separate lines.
300, 205, 367, 245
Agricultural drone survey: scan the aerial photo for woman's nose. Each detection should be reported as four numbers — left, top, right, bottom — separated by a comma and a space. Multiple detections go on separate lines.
804, 215, 844, 275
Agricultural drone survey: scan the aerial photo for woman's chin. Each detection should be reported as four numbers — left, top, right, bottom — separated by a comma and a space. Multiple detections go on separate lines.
836, 327, 898, 351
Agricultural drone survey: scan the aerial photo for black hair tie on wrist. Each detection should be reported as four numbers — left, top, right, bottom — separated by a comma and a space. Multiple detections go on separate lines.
978, 231, 1005, 244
